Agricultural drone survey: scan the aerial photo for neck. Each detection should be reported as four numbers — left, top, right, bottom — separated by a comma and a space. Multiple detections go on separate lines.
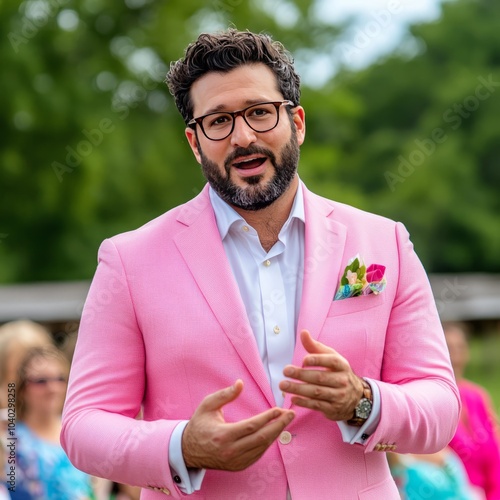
23, 411, 62, 443
233, 176, 299, 252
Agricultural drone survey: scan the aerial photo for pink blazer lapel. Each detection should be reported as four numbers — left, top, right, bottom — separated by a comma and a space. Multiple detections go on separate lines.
174, 186, 275, 406
294, 187, 347, 357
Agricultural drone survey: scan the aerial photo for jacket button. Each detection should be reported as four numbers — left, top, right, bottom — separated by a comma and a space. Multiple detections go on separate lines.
279, 431, 292, 444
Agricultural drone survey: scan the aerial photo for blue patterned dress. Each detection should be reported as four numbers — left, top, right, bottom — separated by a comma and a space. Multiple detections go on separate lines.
9, 423, 92, 500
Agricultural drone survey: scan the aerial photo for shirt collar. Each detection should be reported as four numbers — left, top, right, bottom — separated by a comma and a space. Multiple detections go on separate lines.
209, 179, 305, 241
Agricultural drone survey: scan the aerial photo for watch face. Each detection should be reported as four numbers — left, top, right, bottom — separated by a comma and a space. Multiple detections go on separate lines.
356, 398, 372, 419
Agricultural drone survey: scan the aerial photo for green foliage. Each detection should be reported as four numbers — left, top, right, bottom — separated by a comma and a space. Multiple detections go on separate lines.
340, 258, 365, 287
467, 332, 500, 414
0, 0, 499, 282
0, 0, 342, 282
302, 0, 500, 273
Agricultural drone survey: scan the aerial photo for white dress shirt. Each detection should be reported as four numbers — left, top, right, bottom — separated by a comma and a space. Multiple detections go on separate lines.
168, 181, 380, 494
209, 183, 306, 406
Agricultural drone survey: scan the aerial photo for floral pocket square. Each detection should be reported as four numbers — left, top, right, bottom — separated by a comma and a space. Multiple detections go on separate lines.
334, 254, 387, 301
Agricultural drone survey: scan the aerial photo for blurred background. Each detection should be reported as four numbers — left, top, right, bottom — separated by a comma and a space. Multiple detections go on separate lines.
1, 0, 499, 409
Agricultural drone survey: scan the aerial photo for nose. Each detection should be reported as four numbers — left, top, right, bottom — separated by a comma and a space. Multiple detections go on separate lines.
230, 115, 257, 148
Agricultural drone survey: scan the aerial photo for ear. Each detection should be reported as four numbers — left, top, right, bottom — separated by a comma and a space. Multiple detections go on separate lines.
185, 126, 202, 164
291, 106, 306, 146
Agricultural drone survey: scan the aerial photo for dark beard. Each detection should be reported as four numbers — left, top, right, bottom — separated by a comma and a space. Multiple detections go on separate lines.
198, 130, 300, 211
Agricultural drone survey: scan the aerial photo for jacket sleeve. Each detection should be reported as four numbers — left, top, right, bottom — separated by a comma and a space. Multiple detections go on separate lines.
365, 222, 461, 454
60, 238, 183, 496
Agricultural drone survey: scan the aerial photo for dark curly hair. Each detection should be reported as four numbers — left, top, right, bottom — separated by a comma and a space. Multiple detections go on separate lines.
166, 29, 301, 124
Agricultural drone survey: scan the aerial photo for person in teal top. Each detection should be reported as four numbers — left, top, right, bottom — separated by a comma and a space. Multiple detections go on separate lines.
388, 448, 483, 500
12, 422, 92, 500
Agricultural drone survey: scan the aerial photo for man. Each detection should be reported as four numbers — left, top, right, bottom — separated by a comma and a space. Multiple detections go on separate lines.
61, 29, 460, 499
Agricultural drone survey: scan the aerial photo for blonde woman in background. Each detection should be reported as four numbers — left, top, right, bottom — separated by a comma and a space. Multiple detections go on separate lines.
0, 320, 53, 408
12, 345, 93, 499
0, 320, 54, 499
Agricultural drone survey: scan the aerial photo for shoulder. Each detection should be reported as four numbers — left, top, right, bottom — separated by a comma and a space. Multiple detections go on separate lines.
460, 379, 487, 396
334, 199, 396, 229
15, 422, 34, 441
304, 188, 402, 237
103, 187, 212, 255
459, 379, 494, 406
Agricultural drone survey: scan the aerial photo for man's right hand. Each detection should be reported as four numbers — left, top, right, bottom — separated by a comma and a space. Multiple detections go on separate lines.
181, 379, 295, 471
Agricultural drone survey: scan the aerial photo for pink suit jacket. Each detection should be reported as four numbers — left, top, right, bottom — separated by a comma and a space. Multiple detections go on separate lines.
61, 183, 460, 499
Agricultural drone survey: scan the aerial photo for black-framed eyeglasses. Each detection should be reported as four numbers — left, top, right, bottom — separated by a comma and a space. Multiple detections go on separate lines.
188, 100, 294, 141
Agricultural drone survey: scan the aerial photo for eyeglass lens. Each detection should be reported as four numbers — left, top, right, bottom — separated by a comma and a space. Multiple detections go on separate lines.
27, 376, 67, 385
202, 102, 281, 140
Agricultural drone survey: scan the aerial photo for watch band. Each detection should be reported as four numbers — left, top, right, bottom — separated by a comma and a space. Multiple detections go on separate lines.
346, 379, 373, 427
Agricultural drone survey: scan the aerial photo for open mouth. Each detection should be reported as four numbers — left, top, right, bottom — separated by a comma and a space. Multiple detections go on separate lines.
233, 157, 267, 170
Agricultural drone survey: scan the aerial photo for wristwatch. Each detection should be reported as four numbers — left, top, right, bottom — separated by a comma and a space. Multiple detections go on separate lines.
346, 379, 373, 427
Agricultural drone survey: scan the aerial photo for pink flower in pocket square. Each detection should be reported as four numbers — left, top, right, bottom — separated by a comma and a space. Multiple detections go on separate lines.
334, 255, 387, 301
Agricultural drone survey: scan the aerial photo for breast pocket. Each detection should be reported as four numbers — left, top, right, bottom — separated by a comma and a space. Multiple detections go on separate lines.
321, 293, 386, 376
327, 292, 385, 317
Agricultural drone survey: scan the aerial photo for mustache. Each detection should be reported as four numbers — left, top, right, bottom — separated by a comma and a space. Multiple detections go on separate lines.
224, 146, 276, 172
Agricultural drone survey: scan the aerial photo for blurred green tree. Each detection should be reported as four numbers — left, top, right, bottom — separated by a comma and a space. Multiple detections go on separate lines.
301, 0, 500, 273
0, 0, 340, 281
0, 0, 499, 282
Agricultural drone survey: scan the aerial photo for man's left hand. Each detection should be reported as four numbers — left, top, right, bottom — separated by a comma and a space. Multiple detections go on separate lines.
279, 329, 364, 421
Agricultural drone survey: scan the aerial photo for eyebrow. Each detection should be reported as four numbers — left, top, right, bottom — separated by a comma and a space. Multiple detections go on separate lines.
203, 99, 274, 116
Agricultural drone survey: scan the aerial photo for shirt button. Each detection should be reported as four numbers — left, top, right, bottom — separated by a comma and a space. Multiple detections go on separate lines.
279, 431, 292, 445
264, 259, 271, 267
273, 325, 280, 334
242, 225, 249, 232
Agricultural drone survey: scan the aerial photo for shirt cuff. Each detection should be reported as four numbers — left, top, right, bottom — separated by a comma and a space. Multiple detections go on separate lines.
337, 378, 381, 445
168, 421, 206, 494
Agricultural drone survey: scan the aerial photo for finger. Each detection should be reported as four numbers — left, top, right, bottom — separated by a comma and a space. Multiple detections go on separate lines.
232, 410, 295, 452
198, 379, 244, 412
217, 410, 295, 470
303, 352, 349, 371
229, 408, 294, 441
290, 396, 340, 416
300, 330, 336, 356
282, 365, 345, 387
290, 395, 352, 421
280, 378, 337, 402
